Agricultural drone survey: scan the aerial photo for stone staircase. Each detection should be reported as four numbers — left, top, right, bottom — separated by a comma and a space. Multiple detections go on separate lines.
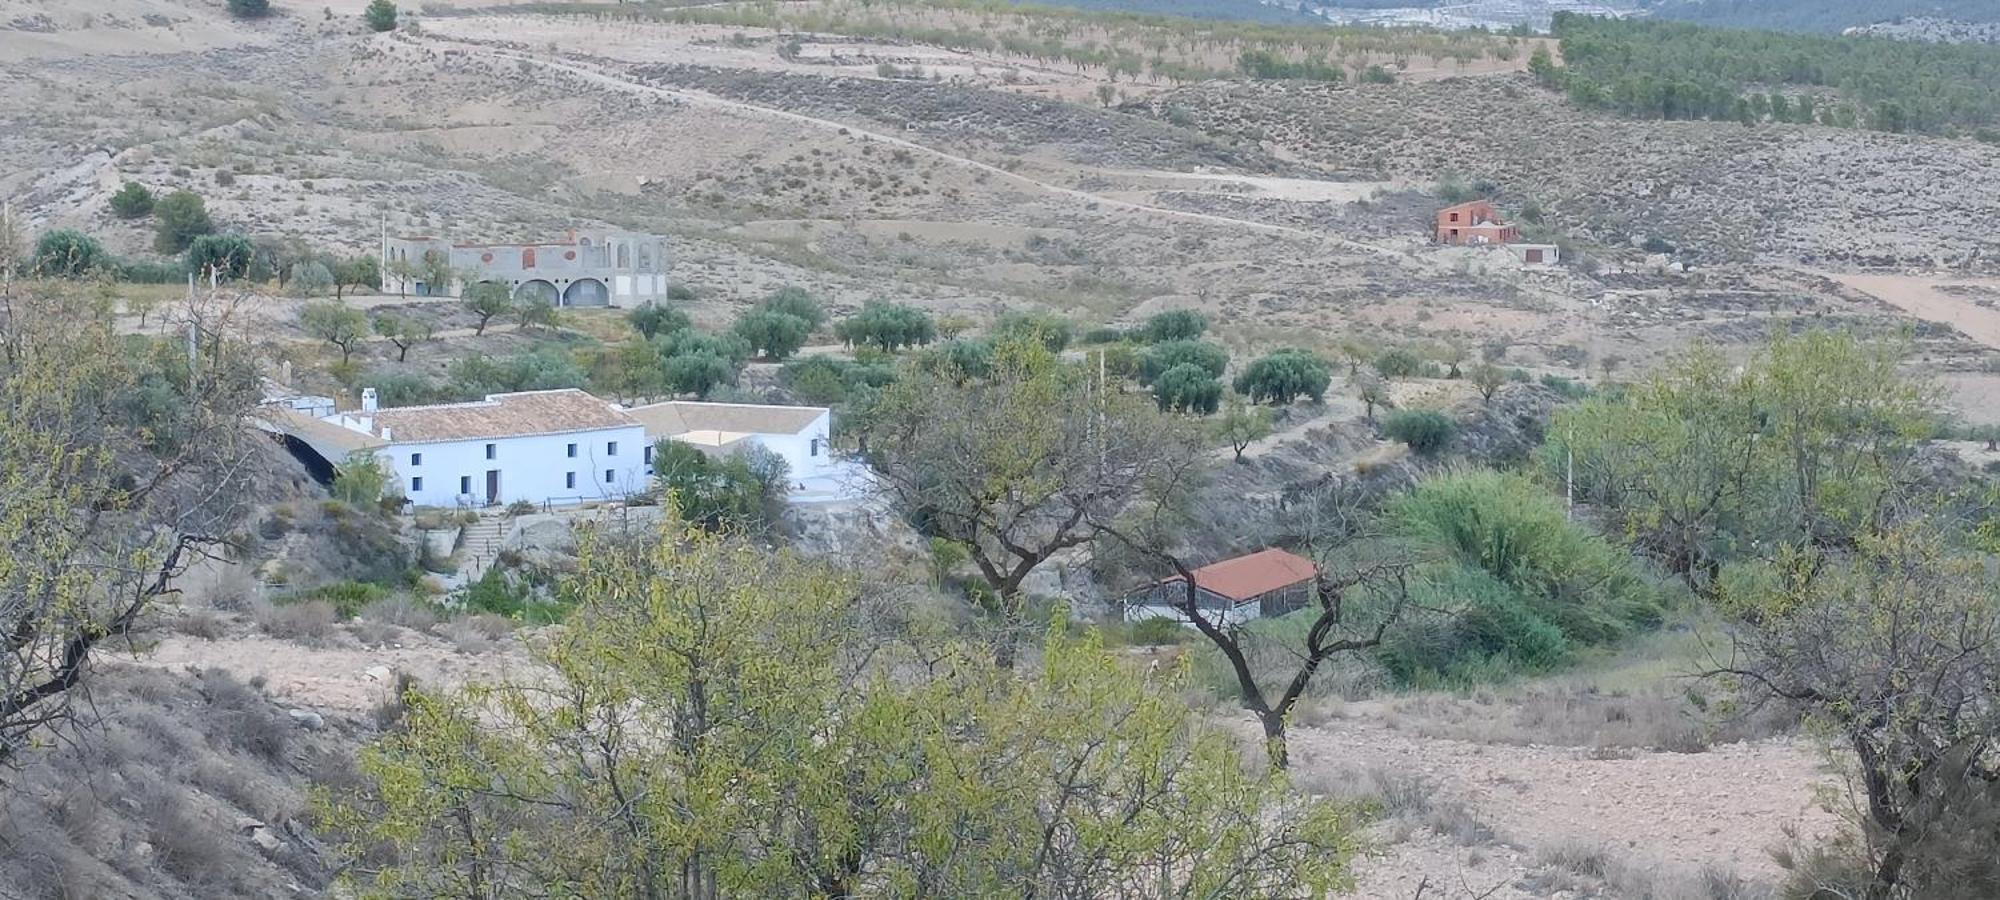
455, 515, 511, 583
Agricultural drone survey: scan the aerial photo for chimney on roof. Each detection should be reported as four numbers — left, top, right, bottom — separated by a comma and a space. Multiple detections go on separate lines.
380, 426, 393, 441
361, 387, 379, 414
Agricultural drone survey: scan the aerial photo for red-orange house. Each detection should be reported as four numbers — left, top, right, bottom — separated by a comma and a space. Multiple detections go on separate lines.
1435, 200, 1520, 245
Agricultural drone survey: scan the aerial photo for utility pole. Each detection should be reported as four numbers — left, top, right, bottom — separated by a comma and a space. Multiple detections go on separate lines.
1565, 424, 1575, 521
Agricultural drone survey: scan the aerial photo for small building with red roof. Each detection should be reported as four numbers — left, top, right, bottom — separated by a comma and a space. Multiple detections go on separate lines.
1123, 547, 1319, 627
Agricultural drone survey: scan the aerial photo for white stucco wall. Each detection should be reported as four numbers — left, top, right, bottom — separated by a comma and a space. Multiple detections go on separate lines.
1123, 602, 1261, 628
743, 410, 835, 483
379, 424, 651, 509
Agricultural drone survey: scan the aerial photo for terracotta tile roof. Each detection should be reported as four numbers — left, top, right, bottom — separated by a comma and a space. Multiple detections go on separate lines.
1164, 548, 1319, 604
622, 401, 825, 439
370, 389, 635, 444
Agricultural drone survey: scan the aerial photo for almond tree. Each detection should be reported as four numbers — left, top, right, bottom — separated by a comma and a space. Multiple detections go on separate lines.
0, 282, 260, 762
327, 522, 1357, 896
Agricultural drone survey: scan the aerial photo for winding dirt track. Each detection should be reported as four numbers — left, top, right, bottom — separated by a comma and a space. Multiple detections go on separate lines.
415, 32, 1407, 260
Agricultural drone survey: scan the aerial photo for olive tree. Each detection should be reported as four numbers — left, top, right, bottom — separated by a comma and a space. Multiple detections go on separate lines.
865, 337, 1205, 667
301, 301, 370, 364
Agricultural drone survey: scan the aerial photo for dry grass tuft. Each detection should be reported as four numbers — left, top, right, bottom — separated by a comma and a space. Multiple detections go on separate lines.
251, 598, 339, 645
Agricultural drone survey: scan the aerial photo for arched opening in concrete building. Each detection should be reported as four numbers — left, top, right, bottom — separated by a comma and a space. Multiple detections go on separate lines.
562, 278, 609, 307
515, 279, 558, 306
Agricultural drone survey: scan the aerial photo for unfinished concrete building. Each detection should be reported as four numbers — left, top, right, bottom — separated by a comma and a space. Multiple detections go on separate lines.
381, 231, 669, 307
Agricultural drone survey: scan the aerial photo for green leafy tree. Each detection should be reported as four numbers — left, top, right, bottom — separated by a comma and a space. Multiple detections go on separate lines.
1234, 349, 1331, 404
290, 259, 335, 297
1152, 362, 1222, 414
587, 340, 667, 404
1548, 333, 1934, 591
151, 190, 213, 254
919, 338, 994, 380
1213, 398, 1272, 462
332, 452, 389, 506
184, 233, 255, 282
1470, 361, 1507, 403
324, 523, 1355, 896
664, 351, 737, 399
732, 309, 812, 360
1141, 309, 1207, 343
1138, 339, 1229, 384
660, 329, 752, 366
515, 296, 559, 332
993, 310, 1073, 353
1356, 369, 1391, 421
649, 441, 774, 530
30, 230, 107, 279
627, 301, 691, 340
332, 255, 380, 300
867, 337, 1205, 667
1374, 348, 1423, 379
300, 301, 370, 364
363, 0, 397, 31
108, 182, 155, 219
835, 301, 935, 352
461, 282, 513, 336
753, 285, 826, 330
372, 313, 435, 362
1382, 409, 1458, 456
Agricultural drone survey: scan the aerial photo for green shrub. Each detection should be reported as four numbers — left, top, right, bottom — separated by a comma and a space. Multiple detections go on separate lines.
31, 230, 107, 278
294, 580, 390, 620
1139, 339, 1229, 385
1140, 309, 1207, 343
627, 301, 691, 339
152, 190, 213, 253
1378, 471, 1663, 685
732, 309, 812, 360
1079, 326, 1126, 345
1124, 616, 1192, 646
363, 0, 397, 31
1376, 565, 1572, 687
109, 182, 155, 219
1234, 349, 1330, 404
458, 569, 561, 622
993, 310, 1073, 353
1153, 363, 1222, 414
1382, 409, 1458, 456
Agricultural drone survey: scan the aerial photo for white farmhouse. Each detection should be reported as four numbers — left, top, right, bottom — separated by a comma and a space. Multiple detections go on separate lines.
258, 388, 852, 508
620, 401, 836, 485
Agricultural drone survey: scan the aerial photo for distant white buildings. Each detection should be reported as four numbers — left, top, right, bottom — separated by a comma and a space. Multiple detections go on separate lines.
258, 388, 847, 510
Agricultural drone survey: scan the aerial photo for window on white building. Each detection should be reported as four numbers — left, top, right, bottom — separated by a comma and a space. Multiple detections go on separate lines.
607, 441, 618, 456
485, 443, 496, 460
566, 442, 578, 458
411, 452, 422, 466
459, 475, 472, 494
411, 476, 423, 492
566, 472, 576, 489
604, 469, 614, 484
